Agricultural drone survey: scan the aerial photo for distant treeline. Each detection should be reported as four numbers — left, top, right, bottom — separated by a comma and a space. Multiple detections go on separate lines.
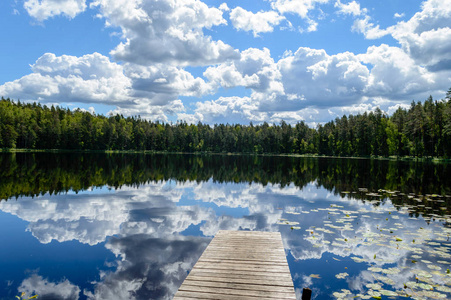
1, 89, 451, 157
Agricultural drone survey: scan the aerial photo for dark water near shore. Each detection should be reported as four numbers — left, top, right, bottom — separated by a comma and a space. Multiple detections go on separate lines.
0, 153, 450, 299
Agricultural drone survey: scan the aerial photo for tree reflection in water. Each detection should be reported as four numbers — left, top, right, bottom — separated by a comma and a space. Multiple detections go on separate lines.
0, 153, 450, 299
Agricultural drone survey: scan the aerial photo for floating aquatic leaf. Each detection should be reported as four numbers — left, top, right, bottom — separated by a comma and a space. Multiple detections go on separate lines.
428, 242, 441, 246
376, 276, 395, 285
381, 267, 400, 275
335, 272, 349, 279
417, 270, 433, 278
332, 289, 352, 299
418, 283, 433, 290
436, 286, 451, 293
351, 257, 366, 263
367, 290, 381, 298
366, 284, 382, 290
379, 290, 398, 296
277, 221, 300, 225
405, 281, 418, 289
368, 267, 383, 273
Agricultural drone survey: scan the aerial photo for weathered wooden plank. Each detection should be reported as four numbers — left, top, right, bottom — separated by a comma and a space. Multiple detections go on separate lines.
207, 243, 283, 249
188, 268, 294, 282
185, 273, 294, 287
173, 290, 293, 300
197, 258, 288, 266
182, 278, 295, 293
205, 246, 285, 254
207, 245, 282, 250
174, 230, 295, 299
178, 284, 296, 299
199, 253, 287, 260
193, 262, 290, 273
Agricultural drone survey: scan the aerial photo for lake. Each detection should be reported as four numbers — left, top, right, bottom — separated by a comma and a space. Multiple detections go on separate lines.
0, 153, 450, 300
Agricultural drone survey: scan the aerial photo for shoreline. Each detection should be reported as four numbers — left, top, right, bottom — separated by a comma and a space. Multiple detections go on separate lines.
2, 148, 450, 163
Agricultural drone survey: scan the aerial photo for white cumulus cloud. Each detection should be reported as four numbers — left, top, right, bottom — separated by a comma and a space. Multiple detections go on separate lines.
91, 0, 239, 66
230, 7, 285, 37
335, 0, 366, 16
0, 52, 131, 104
352, 0, 451, 72
19, 274, 80, 300
24, 0, 87, 21
270, 0, 330, 18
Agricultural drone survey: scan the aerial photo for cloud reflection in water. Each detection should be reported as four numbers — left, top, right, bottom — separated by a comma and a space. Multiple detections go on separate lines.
1, 179, 450, 299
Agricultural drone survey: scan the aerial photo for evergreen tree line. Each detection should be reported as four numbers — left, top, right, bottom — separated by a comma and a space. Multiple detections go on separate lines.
1, 89, 451, 157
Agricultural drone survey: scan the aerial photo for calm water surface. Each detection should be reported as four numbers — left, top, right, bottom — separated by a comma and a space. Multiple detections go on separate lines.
0, 153, 450, 300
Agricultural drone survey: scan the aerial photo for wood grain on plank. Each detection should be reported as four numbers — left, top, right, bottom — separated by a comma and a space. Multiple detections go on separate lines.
174, 230, 295, 299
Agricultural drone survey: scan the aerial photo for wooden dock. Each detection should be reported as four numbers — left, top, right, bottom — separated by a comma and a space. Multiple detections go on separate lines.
174, 230, 296, 299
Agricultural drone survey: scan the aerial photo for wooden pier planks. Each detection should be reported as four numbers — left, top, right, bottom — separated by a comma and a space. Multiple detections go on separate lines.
174, 230, 296, 300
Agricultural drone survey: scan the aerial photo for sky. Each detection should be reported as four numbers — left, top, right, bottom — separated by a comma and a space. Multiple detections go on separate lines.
1, 0, 451, 126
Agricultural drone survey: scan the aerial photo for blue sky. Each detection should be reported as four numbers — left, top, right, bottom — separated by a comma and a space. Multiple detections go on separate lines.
1, 0, 450, 125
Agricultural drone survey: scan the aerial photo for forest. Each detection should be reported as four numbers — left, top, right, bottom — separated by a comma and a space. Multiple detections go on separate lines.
1, 88, 451, 157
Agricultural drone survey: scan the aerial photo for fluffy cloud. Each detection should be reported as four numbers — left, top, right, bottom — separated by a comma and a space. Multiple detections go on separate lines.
352, 15, 392, 39
204, 47, 280, 92
229, 7, 285, 37
187, 45, 409, 125
91, 0, 239, 66
0, 52, 216, 121
335, 0, 366, 16
19, 274, 80, 300
270, 0, 330, 19
0, 183, 214, 245
0, 52, 131, 104
268, 0, 329, 32
23, 0, 87, 21
125, 63, 212, 103
353, 0, 451, 71
6, 0, 451, 126
191, 96, 265, 124
85, 235, 210, 300
392, 0, 451, 70
278, 47, 369, 108
359, 44, 437, 98
192, 35, 451, 125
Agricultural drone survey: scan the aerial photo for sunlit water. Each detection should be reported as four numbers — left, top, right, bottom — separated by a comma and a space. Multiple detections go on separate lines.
0, 153, 450, 300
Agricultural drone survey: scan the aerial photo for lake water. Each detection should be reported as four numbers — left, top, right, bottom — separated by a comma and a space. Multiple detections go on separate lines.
0, 153, 450, 300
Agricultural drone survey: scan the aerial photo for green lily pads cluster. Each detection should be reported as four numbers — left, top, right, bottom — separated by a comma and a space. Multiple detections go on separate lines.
278, 188, 451, 299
